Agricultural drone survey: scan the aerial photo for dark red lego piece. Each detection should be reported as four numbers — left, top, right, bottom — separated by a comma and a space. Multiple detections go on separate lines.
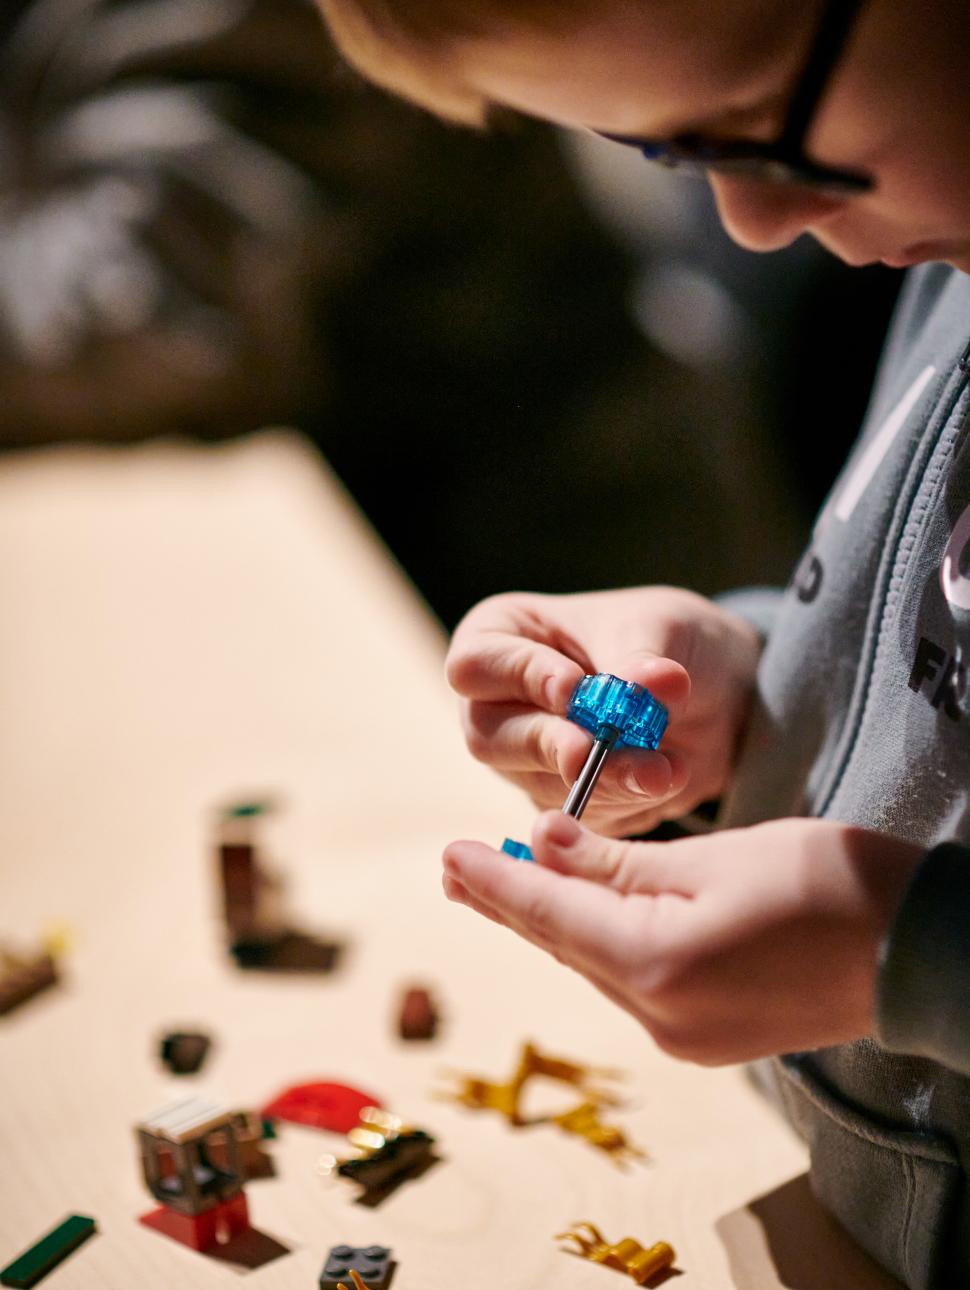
397, 987, 438, 1041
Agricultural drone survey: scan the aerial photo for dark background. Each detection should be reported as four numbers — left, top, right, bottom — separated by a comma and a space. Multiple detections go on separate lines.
0, 0, 902, 627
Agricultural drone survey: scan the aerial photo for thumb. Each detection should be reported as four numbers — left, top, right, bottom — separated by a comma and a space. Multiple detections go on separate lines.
530, 811, 683, 895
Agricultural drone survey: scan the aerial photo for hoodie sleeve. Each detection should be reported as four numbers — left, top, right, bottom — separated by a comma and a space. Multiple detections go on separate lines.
875, 841, 970, 1075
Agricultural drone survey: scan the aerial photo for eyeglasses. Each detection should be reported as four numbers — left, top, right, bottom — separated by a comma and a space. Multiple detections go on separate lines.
599, 0, 874, 196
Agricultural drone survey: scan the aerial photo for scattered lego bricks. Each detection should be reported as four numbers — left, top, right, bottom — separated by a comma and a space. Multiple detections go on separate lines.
397, 986, 439, 1041
262, 1081, 382, 1134
320, 1244, 393, 1290
557, 1223, 676, 1285
0, 945, 58, 1017
159, 1030, 212, 1075
0, 1215, 96, 1287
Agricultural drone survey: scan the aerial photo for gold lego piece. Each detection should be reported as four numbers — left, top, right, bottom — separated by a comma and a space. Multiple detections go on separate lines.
552, 1101, 647, 1167
438, 1040, 626, 1126
337, 1272, 371, 1290
557, 1223, 675, 1285
517, 1041, 625, 1096
437, 1070, 526, 1124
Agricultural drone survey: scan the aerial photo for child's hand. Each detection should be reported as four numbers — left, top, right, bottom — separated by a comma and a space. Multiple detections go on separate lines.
446, 587, 762, 837
442, 814, 923, 1063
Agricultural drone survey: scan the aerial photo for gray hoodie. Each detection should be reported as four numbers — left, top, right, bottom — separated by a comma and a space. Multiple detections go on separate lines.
723, 263, 970, 1289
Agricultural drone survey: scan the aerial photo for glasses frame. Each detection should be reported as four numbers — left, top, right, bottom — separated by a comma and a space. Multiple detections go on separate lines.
600, 0, 874, 196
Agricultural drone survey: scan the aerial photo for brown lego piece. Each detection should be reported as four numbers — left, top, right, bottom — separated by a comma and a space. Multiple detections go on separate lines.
397, 986, 438, 1041
137, 1097, 247, 1218
0, 946, 58, 1017
152, 1110, 274, 1182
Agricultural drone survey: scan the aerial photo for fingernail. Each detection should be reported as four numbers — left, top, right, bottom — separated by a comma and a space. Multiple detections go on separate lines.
545, 813, 582, 848
443, 875, 468, 903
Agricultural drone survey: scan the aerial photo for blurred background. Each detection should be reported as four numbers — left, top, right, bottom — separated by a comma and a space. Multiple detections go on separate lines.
0, 0, 903, 629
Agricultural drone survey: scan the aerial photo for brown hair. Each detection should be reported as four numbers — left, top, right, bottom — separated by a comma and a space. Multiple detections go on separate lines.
316, 0, 600, 125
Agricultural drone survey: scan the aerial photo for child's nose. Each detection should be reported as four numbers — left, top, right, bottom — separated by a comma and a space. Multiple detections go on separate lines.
708, 173, 847, 252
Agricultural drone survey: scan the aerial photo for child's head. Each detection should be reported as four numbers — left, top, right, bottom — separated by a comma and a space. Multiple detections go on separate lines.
319, 0, 970, 272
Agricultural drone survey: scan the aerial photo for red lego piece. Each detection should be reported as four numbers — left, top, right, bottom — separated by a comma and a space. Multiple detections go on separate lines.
139, 1193, 250, 1252
261, 1082, 382, 1134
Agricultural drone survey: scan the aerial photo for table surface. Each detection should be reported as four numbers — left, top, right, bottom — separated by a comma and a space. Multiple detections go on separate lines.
0, 433, 902, 1290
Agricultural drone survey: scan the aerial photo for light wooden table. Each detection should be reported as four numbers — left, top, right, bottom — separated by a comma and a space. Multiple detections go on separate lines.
0, 433, 900, 1289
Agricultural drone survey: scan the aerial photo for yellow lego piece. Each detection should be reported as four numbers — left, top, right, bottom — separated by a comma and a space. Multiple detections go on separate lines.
557, 1222, 675, 1284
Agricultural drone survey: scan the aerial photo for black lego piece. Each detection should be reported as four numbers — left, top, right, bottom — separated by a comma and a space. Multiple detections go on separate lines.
158, 1031, 212, 1075
320, 1244, 393, 1289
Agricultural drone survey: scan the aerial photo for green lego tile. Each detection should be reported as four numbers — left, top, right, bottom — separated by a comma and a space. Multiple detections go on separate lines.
0, 1215, 96, 1287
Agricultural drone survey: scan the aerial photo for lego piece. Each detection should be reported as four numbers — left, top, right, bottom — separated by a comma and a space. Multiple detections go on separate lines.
320, 1109, 435, 1203
337, 1272, 372, 1290
397, 986, 439, 1040
215, 798, 340, 972
320, 1244, 393, 1290
153, 1110, 274, 1181
159, 1030, 212, 1075
139, 1193, 249, 1252
557, 1223, 675, 1285
0, 1215, 96, 1287
230, 930, 341, 972
551, 1102, 647, 1167
136, 1096, 248, 1253
262, 1081, 381, 1134
0, 945, 58, 1017
439, 1041, 625, 1127
500, 838, 534, 861
563, 674, 668, 819
568, 675, 668, 750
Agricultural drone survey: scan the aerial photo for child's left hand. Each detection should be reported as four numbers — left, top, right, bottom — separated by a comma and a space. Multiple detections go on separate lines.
442, 814, 924, 1063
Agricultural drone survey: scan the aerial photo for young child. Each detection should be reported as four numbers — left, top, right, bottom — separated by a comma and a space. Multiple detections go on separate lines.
315, 1, 970, 1285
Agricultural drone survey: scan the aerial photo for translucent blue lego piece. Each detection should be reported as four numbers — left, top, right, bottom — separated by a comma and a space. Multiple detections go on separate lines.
567, 673, 668, 749
501, 838, 535, 862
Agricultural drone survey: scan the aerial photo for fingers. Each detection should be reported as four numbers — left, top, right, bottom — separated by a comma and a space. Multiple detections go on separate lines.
442, 868, 644, 1023
463, 702, 588, 778
441, 839, 633, 975
447, 631, 584, 711
465, 703, 689, 804
598, 652, 691, 725
529, 812, 699, 897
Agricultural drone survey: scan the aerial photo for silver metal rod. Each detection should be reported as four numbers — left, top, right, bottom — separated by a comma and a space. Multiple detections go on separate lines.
562, 737, 612, 819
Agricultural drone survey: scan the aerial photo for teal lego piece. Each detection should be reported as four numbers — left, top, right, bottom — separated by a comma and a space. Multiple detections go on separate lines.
0, 1215, 96, 1288
501, 838, 534, 862
567, 673, 668, 749
224, 801, 271, 819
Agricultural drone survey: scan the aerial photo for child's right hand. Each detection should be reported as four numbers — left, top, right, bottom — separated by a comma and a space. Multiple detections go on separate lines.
446, 587, 764, 838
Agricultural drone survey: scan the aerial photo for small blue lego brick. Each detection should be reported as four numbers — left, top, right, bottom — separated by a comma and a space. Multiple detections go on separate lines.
501, 838, 534, 862
320, 1245, 393, 1290
567, 674, 668, 749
